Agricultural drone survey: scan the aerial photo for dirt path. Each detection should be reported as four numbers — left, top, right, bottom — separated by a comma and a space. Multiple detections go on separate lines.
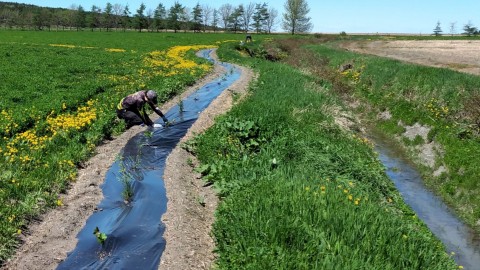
341, 40, 480, 75
2, 49, 254, 270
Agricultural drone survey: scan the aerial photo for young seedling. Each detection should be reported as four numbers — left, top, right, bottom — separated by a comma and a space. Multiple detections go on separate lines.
118, 157, 135, 203
93, 226, 107, 245
196, 195, 206, 207
144, 130, 153, 138
178, 100, 184, 112
186, 157, 194, 167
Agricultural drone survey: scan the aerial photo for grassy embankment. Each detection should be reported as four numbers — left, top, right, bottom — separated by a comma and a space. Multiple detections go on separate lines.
187, 40, 458, 268
301, 37, 480, 231
0, 30, 246, 262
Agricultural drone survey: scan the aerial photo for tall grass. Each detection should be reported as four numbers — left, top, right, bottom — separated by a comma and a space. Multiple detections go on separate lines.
189, 42, 457, 269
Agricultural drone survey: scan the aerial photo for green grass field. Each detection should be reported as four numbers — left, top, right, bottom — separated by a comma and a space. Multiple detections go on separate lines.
0, 31, 461, 268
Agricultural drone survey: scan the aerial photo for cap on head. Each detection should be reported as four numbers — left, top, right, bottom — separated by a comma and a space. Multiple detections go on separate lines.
146, 90, 158, 103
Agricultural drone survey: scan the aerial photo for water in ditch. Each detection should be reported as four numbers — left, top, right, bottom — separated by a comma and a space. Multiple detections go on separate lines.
369, 130, 480, 269
57, 49, 241, 270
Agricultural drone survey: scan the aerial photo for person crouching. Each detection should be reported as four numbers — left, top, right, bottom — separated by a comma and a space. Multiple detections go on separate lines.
116, 90, 169, 129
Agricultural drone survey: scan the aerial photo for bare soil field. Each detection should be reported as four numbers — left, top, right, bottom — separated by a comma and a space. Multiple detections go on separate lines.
341, 40, 480, 75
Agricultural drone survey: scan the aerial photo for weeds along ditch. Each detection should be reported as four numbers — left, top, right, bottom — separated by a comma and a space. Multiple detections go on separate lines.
0, 30, 247, 263
57, 49, 242, 269
184, 43, 458, 269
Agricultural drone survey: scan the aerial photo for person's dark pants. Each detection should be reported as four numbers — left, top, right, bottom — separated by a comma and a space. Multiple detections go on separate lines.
116, 109, 143, 129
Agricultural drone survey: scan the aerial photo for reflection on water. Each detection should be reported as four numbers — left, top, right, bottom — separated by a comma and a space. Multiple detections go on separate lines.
369, 130, 480, 269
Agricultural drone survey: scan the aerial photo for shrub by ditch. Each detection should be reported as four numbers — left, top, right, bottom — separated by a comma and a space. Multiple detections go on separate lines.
194, 117, 267, 193
265, 38, 354, 96
462, 91, 480, 137
235, 42, 285, 62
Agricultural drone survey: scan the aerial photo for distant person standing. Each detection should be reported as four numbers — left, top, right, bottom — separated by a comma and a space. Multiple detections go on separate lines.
116, 90, 169, 128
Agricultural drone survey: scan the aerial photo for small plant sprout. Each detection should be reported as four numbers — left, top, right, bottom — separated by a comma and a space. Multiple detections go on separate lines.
197, 195, 206, 207
186, 157, 194, 167
178, 100, 184, 112
118, 157, 135, 203
144, 130, 153, 138
93, 226, 107, 245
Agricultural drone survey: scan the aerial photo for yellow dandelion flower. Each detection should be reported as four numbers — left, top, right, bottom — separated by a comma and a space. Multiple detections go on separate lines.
56, 199, 63, 206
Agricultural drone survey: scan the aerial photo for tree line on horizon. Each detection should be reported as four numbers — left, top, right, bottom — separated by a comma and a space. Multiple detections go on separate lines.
433, 20, 480, 37
0, 0, 313, 34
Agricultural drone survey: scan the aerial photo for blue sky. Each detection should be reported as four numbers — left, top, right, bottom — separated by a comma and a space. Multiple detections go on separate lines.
11, 0, 480, 34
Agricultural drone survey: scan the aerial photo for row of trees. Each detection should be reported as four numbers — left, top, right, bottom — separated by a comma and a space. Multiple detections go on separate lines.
0, 0, 313, 34
433, 21, 480, 36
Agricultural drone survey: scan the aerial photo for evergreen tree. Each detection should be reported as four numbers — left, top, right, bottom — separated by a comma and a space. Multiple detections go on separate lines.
433, 21, 442, 36
463, 22, 478, 37
252, 3, 269, 33
192, 3, 203, 32
168, 1, 183, 33
75, 5, 86, 31
122, 5, 131, 31
104, 2, 113, 31
154, 3, 166, 32
134, 3, 146, 32
228, 5, 244, 33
